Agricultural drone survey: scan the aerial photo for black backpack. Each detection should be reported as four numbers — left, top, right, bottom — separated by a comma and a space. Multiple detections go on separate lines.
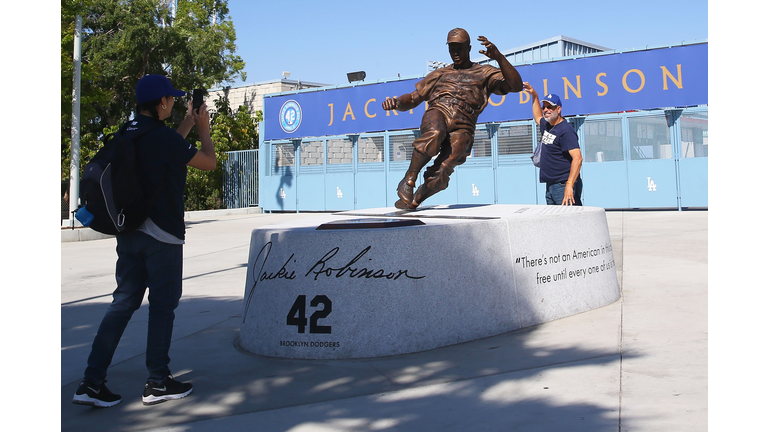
76, 122, 164, 235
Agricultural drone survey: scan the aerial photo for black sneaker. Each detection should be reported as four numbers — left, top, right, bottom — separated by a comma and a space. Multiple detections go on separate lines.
72, 380, 122, 408
142, 375, 193, 405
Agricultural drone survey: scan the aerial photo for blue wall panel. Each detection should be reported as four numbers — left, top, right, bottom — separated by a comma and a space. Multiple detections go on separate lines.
581, 162, 630, 208
325, 171, 355, 210
270, 174, 297, 211
355, 169, 388, 209
456, 165, 496, 205
678, 158, 708, 207
257, 174, 278, 210
296, 173, 325, 211
627, 160, 678, 208
496, 164, 539, 204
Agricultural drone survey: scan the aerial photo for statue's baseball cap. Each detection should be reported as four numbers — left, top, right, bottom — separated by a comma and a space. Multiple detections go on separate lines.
136, 74, 187, 104
542, 93, 562, 107
446, 28, 470, 44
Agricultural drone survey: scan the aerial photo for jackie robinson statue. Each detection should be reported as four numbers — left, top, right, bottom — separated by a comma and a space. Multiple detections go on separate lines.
382, 28, 524, 209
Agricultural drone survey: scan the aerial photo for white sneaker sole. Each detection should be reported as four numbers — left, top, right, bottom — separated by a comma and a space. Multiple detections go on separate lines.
142, 387, 193, 405
72, 393, 122, 408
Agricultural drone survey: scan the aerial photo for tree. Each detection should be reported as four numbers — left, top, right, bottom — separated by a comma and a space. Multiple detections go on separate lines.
61, 0, 246, 192
184, 90, 262, 210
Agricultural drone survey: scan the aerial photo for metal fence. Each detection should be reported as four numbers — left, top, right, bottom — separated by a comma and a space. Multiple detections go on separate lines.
223, 149, 259, 209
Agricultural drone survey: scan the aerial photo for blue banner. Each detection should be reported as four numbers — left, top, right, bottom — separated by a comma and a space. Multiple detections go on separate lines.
264, 43, 707, 141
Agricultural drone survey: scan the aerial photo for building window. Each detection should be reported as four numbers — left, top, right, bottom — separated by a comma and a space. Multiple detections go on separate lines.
498, 124, 533, 155
680, 111, 708, 158
358, 136, 384, 163
471, 127, 492, 158
300, 140, 323, 166
272, 142, 295, 170
583, 119, 624, 162
628, 115, 671, 160
326, 138, 354, 165
389, 131, 417, 162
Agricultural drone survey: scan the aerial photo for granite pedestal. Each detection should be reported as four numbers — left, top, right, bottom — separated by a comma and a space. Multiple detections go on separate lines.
239, 204, 620, 359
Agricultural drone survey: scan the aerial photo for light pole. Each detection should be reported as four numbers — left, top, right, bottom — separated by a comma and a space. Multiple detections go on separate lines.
67, 13, 82, 227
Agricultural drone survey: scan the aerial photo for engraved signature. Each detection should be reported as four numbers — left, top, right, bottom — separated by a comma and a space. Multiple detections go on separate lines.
306, 246, 426, 281
243, 243, 425, 322
244, 242, 296, 321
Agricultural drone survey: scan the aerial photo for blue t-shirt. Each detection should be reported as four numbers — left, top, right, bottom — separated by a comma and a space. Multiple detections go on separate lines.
538, 118, 580, 183
122, 114, 198, 240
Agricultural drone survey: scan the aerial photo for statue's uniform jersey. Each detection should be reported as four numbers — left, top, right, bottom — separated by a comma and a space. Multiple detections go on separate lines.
415, 63, 508, 132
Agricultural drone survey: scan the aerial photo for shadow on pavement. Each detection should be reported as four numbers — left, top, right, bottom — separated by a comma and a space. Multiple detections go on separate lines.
62, 294, 634, 432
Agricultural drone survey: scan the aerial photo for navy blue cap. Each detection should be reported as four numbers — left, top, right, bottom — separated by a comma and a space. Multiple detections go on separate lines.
541, 93, 562, 107
136, 75, 186, 104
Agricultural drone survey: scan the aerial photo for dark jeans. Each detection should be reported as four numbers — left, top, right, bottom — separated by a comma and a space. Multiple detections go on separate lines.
545, 177, 583, 206
84, 231, 183, 384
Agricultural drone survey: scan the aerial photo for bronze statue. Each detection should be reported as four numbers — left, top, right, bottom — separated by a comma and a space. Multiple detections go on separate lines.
383, 28, 524, 209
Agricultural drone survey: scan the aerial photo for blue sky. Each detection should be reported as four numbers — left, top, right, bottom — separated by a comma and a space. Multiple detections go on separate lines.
224, 0, 708, 87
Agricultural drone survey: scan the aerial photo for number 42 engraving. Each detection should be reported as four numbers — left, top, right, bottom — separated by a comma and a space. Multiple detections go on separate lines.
286, 295, 332, 334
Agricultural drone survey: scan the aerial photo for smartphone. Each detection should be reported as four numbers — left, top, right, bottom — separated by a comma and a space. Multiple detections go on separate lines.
192, 89, 203, 113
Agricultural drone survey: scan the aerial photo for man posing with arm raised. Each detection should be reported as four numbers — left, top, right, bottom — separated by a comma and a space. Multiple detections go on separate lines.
383, 28, 523, 209
522, 82, 583, 206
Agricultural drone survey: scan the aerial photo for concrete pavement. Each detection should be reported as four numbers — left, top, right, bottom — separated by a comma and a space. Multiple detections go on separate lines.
60, 209, 707, 431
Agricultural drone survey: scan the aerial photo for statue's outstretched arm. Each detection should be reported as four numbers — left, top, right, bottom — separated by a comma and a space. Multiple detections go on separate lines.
478, 35, 523, 93
382, 90, 424, 112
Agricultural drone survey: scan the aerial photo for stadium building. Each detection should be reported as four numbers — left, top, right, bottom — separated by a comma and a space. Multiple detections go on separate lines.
220, 36, 708, 212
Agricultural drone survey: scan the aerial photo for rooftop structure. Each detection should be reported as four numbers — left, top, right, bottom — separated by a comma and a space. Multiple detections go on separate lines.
205, 78, 329, 118
476, 35, 611, 65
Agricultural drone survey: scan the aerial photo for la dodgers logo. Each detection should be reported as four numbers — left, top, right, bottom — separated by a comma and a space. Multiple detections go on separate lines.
541, 130, 556, 145
279, 100, 302, 133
